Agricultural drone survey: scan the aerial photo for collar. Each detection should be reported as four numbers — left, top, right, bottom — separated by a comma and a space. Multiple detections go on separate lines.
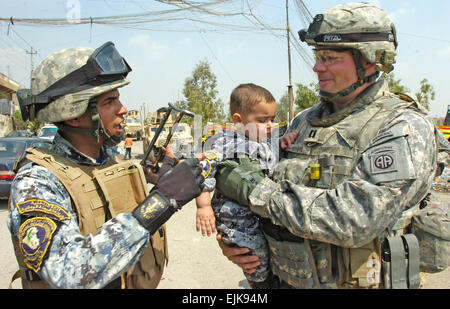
50, 133, 111, 165
307, 78, 388, 127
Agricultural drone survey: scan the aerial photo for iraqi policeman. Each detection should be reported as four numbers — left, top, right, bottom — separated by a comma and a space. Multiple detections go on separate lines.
215, 2, 448, 288
8, 42, 204, 289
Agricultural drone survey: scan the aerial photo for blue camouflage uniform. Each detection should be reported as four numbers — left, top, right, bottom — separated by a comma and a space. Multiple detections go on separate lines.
8, 133, 150, 288
200, 129, 278, 283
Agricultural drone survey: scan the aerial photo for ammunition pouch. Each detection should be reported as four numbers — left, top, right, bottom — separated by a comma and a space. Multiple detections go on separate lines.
412, 201, 450, 273
381, 234, 420, 289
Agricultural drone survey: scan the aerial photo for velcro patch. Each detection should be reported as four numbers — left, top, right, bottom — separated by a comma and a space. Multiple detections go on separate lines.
370, 148, 398, 174
204, 150, 218, 161
17, 199, 70, 221
19, 217, 58, 272
139, 193, 172, 220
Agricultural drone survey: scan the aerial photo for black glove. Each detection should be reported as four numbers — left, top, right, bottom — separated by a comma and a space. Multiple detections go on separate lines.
132, 157, 204, 234
155, 157, 204, 207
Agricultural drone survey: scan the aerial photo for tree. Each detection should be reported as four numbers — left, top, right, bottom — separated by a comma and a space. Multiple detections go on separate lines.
12, 109, 41, 132
384, 72, 409, 94
415, 78, 435, 111
176, 59, 225, 125
276, 92, 290, 123
294, 82, 319, 112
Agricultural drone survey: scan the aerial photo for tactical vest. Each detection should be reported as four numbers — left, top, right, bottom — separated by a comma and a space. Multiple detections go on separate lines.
10, 148, 168, 289
264, 86, 424, 289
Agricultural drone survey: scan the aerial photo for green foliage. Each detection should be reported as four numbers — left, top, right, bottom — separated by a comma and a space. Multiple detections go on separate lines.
294, 82, 319, 112
384, 72, 409, 93
12, 109, 41, 132
415, 78, 435, 111
176, 59, 226, 125
275, 92, 290, 123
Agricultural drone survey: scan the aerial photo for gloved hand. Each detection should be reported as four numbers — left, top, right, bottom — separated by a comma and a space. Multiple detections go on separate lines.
155, 157, 204, 207
132, 157, 204, 234
215, 156, 265, 207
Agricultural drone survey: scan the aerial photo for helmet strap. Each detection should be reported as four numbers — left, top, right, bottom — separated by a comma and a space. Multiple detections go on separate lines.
88, 100, 123, 147
319, 50, 379, 101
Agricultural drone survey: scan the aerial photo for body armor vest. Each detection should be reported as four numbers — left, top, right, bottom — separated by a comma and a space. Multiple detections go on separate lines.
263, 84, 422, 288
11, 148, 168, 289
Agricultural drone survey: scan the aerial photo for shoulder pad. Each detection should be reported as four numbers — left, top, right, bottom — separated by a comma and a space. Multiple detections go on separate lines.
394, 92, 416, 103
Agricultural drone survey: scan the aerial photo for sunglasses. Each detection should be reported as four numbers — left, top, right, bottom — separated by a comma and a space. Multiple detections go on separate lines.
313, 48, 351, 66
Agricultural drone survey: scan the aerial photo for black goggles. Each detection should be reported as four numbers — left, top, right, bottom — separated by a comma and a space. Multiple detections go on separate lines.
18, 41, 131, 111
298, 14, 397, 48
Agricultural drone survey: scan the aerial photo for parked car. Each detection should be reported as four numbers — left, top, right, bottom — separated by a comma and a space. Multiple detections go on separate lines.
0, 137, 52, 199
5, 130, 28, 138
38, 125, 58, 142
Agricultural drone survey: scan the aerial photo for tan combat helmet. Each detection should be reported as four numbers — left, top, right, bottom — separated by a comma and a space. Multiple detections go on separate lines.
298, 2, 397, 99
17, 42, 131, 146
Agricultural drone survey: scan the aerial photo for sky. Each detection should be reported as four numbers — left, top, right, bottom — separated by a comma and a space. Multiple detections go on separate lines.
0, 0, 449, 118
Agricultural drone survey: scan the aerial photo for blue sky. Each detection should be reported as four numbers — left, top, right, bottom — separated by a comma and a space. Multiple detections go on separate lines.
1, 0, 449, 118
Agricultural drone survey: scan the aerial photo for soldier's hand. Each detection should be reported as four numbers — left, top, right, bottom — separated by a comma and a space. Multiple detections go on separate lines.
155, 157, 204, 208
216, 234, 261, 274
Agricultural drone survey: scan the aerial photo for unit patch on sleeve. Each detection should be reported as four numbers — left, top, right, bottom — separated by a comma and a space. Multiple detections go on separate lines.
17, 198, 71, 221
370, 148, 398, 174
19, 217, 58, 272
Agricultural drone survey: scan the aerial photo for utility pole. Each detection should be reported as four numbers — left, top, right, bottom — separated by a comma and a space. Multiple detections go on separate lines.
286, 0, 294, 122
26, 47, 37, 88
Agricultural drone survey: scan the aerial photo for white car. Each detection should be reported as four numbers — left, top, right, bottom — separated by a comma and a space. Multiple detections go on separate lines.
38, 125, 58, 142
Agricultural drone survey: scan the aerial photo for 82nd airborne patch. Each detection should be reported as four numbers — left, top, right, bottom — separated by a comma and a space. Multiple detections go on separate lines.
370, 149, 398, 174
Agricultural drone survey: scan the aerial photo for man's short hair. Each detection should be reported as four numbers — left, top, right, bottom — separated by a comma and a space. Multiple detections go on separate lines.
230, 83, 275, 115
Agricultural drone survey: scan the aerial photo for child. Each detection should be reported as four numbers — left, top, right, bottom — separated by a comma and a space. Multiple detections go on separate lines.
195, 83, 279, 288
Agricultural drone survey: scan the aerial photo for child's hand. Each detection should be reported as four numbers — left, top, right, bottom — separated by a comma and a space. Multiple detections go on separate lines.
161, 146, 179, 162
196, 207, 216, 236
280, 130, 299, 149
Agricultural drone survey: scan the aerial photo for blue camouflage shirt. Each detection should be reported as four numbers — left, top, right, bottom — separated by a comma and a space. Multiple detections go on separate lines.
7, 133, 150, 288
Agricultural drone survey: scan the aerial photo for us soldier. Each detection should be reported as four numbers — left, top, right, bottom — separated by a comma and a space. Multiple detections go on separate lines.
8, 42, 204, 289
215, 3, 449, 288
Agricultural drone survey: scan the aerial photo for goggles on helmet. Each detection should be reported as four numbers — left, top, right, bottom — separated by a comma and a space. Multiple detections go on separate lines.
298, 14, 397, 48
18, 41, 131, 120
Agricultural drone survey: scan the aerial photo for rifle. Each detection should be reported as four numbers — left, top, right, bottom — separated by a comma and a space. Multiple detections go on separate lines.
140, 103, 195, 172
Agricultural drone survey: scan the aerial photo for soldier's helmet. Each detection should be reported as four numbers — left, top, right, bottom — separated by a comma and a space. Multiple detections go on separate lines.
299, 2, 397, 73
18, 41, 130, 123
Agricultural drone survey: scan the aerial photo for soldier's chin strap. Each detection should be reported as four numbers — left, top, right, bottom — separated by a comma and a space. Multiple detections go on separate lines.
55, 100, 123, 147
320, 49, 380, 101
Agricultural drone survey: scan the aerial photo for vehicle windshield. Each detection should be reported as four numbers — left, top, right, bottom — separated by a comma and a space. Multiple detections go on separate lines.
39, 127, 58, 137
0, 140, 27, 158
173, 126, 186, 133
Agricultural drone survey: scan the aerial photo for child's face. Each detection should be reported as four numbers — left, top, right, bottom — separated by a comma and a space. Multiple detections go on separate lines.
234, 101, 277, 142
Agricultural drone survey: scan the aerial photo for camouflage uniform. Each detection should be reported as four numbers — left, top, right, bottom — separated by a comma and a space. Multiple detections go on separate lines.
248, 77, 439, 287
7, 133, 150, 288
9, 42, 204, 289
201, 130, 277, 283
215, 3, 443, 288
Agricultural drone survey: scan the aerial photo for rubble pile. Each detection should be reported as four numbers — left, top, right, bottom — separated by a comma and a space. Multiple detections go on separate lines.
432, 166, 450, 192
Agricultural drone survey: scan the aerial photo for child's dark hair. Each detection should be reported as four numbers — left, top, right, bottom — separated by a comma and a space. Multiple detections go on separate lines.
230, 83, 275, 115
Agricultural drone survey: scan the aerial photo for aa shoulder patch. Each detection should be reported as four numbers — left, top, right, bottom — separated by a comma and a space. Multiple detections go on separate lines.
19, 217, 58, 272
370, 147, 398, 174
17, 198, 71, 221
